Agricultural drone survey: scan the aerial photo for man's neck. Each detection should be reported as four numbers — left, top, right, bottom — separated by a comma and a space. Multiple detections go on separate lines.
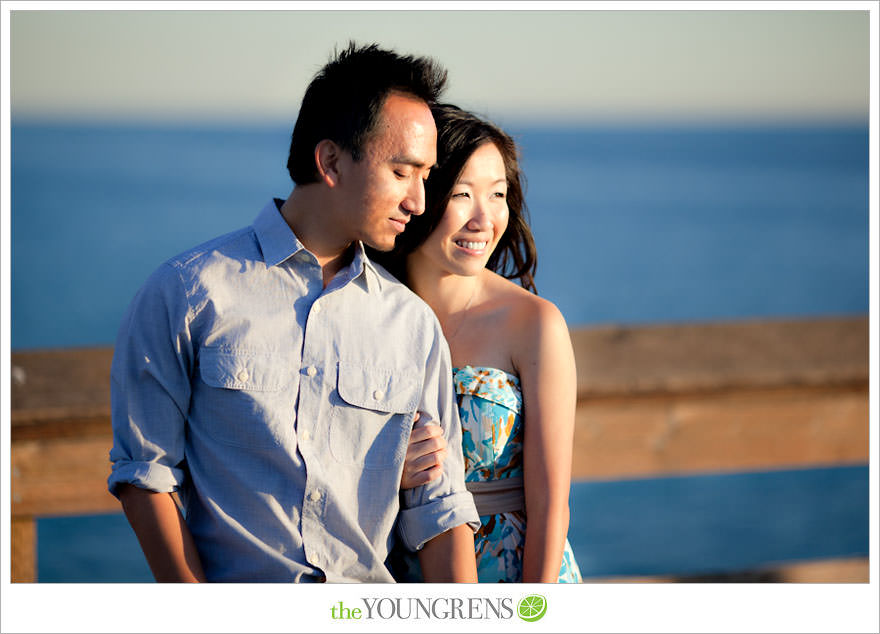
279, 187, 355, 287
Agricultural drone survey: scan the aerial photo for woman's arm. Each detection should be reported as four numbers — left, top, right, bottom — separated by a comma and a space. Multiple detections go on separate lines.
515, 299, 577, 583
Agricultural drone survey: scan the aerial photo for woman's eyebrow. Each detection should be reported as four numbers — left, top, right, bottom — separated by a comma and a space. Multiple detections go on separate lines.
456, 178, 507, 186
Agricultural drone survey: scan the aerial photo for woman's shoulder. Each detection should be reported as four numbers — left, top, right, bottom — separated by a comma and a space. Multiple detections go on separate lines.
469, 271, 574, 380
480, 272, 570, 366
482, 270, 567, 331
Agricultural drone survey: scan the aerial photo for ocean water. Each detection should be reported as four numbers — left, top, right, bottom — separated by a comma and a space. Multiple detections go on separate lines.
37, 464, 869, 582
11, 121, 870, 581
10, 122, 869, 349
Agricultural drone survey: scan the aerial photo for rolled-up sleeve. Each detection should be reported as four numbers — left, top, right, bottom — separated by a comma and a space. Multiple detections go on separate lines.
397, 319, 480, 551
108, 262, 194, 498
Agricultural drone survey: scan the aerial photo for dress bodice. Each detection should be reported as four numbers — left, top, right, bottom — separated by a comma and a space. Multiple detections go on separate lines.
392, 364, 583, 583
453, 365, 524, 482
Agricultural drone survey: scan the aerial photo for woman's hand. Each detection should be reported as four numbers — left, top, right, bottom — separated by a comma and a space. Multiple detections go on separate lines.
400, 412, 448, 490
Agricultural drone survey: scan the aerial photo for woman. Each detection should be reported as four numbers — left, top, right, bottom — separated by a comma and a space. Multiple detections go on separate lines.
375, 104, 582, 583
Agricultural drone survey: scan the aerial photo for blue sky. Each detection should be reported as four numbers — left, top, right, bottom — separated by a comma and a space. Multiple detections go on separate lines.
9, 7, 870, 125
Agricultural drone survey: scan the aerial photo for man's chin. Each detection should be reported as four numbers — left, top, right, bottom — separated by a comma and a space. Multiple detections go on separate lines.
365, 237, 396, 252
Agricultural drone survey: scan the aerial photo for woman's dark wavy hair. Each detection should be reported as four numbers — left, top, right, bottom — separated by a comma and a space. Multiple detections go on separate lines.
287, 42, 447, 185
370, 103, 538, 293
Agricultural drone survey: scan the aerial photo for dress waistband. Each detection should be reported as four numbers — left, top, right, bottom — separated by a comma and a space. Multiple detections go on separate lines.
465, 476, 525, 516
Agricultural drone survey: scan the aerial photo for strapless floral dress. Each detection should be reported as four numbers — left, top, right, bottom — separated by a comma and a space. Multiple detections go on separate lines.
391, 365, 582, 583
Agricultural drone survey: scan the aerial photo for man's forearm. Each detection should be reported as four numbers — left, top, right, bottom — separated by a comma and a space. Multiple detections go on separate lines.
417, 524, 477, 582
117, 483, 206, 582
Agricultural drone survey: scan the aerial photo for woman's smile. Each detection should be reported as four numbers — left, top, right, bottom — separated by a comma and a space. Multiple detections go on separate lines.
453, 239, 489, 255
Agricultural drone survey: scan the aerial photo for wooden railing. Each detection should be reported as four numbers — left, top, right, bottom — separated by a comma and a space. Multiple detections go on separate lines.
567, 316, 868, 479
10, 316, 869, 582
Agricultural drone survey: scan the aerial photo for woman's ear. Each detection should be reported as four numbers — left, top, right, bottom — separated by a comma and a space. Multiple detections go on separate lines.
314, 139, 342, 188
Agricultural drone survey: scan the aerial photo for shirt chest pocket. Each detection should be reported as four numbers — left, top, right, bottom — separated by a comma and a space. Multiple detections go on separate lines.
329, 362, 420, 470
195, 348, 296, 449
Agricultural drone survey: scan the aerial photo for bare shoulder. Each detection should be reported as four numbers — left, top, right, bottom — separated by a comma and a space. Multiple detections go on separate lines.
483, 272, 564, 328
481, 272, 571, 365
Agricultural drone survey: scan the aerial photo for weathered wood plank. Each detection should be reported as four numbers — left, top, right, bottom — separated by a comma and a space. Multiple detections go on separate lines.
11, 346, 113, 415
11, 516, 36, 583
10, 317, 869, 513
571, 316, 868, 398
12, 383, 867, 516
12, 435, 119, 517
775, 557, 869, 582
571, 384, 868, 480
7, 317, 871, 583
11, 414, 110, 442
586, 557, 869, 583
12, 316, 868, 418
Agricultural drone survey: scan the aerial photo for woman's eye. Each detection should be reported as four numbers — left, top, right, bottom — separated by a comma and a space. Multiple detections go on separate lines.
493, 191, 507, 199
452, 192, 470, 199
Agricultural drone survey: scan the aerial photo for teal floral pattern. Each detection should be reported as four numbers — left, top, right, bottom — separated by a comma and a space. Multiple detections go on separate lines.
455, 365, 524, 482
391, 366, 582, 583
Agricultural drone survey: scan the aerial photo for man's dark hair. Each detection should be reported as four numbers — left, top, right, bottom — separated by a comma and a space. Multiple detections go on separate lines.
287, 42, 448, 185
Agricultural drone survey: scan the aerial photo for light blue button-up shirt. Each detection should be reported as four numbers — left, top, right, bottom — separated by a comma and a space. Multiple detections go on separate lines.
108, 199, 479, 582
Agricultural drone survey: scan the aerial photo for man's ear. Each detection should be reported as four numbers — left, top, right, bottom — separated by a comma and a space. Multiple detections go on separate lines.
314, 139, 343, 188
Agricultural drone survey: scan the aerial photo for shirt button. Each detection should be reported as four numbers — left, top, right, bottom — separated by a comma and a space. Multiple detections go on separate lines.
312, 303, 322, 314
297, 252, 310, 263
306, 366, 317, 377
237, 369, 249, 383
372, 389, 383, 400
300, 430, 310, 442
309, 491, 321, 502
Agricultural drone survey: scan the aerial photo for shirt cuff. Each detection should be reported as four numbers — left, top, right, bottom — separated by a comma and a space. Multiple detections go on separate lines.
396, 491, 481, 552
107, 460, 184, 499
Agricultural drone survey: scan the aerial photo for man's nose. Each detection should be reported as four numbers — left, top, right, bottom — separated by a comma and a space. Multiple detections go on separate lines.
401, 179, 426, 216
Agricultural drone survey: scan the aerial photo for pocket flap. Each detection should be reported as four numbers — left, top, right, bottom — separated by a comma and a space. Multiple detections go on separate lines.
336, 362, 420, 413
199, 348, 292, 392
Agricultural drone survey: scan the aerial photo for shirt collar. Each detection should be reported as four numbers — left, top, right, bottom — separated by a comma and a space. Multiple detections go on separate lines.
352, 241, 384, 293
253, 199, 383, 293
252, 199, 306, 267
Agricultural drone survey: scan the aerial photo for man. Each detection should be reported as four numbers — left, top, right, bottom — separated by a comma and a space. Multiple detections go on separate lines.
108, 43, 479, 582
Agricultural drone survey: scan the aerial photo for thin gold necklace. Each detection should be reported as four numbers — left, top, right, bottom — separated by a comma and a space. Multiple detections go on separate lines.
447, 279, 479, 341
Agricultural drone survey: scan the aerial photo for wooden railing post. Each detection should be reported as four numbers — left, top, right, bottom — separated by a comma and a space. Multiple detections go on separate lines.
11, 515, 36, 583
11, 346, 120, 582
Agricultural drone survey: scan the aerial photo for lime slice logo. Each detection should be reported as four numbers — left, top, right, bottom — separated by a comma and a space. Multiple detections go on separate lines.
517, 594, 547, 622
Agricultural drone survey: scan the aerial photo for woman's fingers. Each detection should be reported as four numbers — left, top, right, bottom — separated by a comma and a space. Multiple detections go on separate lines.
401, 422, 448, 490
407, 447, 447, 473
403, 464, 443, 489
406, 430, 447, 463
408, 422, 445, 447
